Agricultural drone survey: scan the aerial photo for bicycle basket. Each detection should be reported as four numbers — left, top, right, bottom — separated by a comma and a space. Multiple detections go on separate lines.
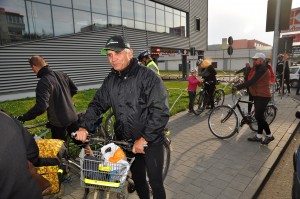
79, 149, 134, 192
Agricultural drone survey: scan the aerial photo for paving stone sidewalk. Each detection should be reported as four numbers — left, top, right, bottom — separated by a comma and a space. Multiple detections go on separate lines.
58, 92, 300, 199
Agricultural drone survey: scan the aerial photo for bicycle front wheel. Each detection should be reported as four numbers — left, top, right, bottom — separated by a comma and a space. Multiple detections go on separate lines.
192, 92, 206, 116
208, 105, 238, 139
249, 104, 277, 132
162, 137, 171, 181
214, 89, 225, 106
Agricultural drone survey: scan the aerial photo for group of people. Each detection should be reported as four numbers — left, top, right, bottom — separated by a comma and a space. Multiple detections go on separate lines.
2, 32, 293, 198
3, 35, 168, 199
188, 52, 290, 145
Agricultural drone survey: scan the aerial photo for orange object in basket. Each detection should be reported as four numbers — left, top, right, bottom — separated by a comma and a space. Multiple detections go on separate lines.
108, 147, 126, 163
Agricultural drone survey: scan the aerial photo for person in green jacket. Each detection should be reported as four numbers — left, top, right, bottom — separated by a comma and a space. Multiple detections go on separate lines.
138, 50, 160, 75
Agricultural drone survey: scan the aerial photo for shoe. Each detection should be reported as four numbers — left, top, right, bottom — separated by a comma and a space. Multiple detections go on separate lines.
188, 110, 193, 113
247, 135, 262, 142
296, 93, 300, 95
261, 135, 275, 145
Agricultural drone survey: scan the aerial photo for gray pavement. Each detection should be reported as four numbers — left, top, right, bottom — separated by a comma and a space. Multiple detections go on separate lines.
57, 89, 300, 199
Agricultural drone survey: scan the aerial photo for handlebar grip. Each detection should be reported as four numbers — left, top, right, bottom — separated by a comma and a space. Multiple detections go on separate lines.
71, 132, 77, 138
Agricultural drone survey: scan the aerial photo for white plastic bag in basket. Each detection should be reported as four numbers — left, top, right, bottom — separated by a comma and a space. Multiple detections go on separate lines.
100, 143, 129, 185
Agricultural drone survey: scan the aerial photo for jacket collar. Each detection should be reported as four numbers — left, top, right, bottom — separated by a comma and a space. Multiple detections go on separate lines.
37, 65, 52, 78
112, 58, 138, 79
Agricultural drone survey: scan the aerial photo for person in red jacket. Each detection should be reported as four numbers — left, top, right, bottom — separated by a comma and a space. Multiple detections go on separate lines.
187, 68, 202, 112
233, 53, 274, 145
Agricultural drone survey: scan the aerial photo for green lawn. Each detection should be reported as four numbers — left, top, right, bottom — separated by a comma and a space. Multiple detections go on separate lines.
0, 81, 231, 125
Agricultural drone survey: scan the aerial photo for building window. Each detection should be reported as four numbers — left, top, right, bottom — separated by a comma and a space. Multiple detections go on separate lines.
195, 17, 200, 31
52, 6, 73, 36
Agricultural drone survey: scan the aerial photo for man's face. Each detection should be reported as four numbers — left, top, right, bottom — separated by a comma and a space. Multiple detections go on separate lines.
252, 58, 264, 66
106, 49, 133, 71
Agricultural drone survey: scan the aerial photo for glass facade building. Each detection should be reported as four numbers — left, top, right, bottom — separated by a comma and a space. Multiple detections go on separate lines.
0, 0, 187, 46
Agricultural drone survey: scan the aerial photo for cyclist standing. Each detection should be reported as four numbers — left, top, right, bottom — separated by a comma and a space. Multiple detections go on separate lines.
75, 35, 169, 199
138, 50, 160, 75
200, 59, 217, 109
17, 56, 79, 142
232, 53, 274, 145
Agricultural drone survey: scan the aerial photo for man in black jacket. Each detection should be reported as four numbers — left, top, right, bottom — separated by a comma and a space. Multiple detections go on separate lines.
0, 110, 42, 199
18, 56, 78, 141
75, 35, 169, 199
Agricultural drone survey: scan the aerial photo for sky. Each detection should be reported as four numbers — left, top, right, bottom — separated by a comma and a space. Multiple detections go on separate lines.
208, 0, 300, 45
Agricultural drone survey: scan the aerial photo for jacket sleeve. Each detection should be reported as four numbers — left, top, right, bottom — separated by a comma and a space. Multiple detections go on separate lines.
142, 75, 170, 142
236, 66, 267, 90
22, 79, 51, 121
65, 74, 78, 96
80, 79, 111, 131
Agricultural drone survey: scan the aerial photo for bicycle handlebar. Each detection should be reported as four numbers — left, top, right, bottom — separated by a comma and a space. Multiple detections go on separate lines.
70, 132, 148, 151
24, 122, 49, 129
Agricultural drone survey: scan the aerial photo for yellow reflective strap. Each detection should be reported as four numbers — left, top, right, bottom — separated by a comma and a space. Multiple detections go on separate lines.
98, 165, 112, 172
84, 178, 120, 187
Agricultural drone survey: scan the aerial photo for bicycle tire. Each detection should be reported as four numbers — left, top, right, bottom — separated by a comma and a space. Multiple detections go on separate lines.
214, 89, 225, 106
249, 104, 277, 132
192, 91, 206, 116
208, 105, 238, 139
162, 137, 171, 181
104, 111, 116, 140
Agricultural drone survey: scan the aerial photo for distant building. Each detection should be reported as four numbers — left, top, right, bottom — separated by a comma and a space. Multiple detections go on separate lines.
205, 39, 272, 71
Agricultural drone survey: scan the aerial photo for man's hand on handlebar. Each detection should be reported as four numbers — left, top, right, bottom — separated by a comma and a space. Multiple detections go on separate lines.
132, 137, 148, 154
74, 128, 89, 142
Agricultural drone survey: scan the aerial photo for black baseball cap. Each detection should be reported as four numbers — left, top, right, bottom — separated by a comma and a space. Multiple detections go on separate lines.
100, 35, 131, 55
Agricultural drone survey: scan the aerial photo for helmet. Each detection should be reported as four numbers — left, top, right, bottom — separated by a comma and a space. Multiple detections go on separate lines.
138, 50, 149, 62
196, 59, 203, 66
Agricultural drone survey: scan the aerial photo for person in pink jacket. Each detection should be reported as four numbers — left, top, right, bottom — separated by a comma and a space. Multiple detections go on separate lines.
188, 68, 202, 112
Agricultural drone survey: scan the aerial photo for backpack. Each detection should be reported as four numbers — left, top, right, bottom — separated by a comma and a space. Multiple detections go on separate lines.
35, 139, 66, 195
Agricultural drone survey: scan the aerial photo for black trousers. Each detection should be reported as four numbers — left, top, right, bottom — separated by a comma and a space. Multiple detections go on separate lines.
207, 85, 216, 108
188, 91, 196, 111
130, 144, 166, 199
253, 96, 271, 135
49, 121, 82, 145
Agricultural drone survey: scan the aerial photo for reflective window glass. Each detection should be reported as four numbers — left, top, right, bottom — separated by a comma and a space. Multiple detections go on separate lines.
145, 0, 155, 7
73, 0, 90, 11
174, 9, 180, 15
181, 16, 186, 36
26, 2, 53, 38
52, 6, 73, 36
74, 10, 91, 33
174, 14, 180, 27
108, 16, 121, 27
135, 0, 144, 4
92, 0, 107, 14
135, 21, 145, 30
146, 23, 155, 31
156, 9, 164, 26
146, 6, 155, 24
108, 0, 121, 17
156, 25, 165, 33
134, 3, 145, 22
165, 12, 173, 27
92, 13, 107, 29
32, 0, 50, 3
156, 3, 164, 10
181, 11, 186, 18
51, 0, 72, 8
122, 19, 134, 28
165, 6, 172, 13
0, 0, 29, 45
122, 0, 134, 19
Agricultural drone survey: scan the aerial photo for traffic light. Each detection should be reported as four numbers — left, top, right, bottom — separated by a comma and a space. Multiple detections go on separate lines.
190, 47, 195, 56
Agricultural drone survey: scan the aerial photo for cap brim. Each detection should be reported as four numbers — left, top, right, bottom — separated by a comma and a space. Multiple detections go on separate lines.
100, 47, 125, 55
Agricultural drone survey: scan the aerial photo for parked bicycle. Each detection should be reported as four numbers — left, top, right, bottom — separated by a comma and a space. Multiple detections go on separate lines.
207, 96, 277, 139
